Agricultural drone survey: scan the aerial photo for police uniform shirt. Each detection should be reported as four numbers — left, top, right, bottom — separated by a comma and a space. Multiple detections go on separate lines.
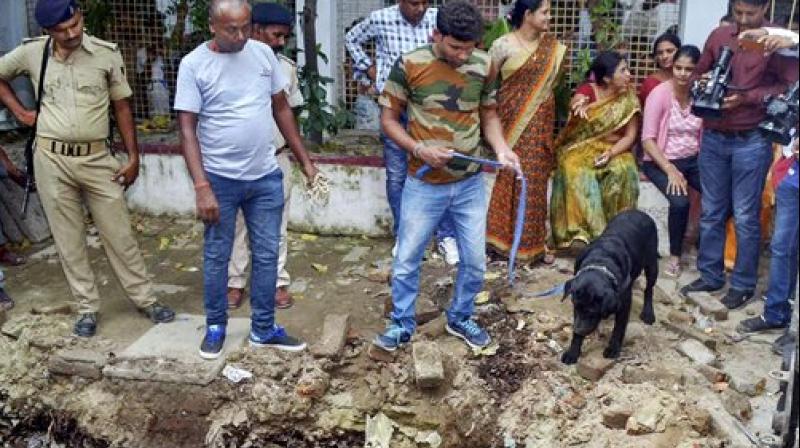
272, 53, 304, 149
0, 35, 133, 142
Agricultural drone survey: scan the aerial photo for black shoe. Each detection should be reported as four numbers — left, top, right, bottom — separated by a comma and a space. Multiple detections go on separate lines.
772, 331, 795, 356
141, 303, 175, 323
0, 288, 14, 311
73, 313, 97, 337
736, 315, 787, 334
721, 288, 755, 310
680, 278, 723, 296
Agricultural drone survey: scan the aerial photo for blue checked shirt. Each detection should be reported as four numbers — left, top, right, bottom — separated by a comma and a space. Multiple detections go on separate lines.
345, 5, 437, 93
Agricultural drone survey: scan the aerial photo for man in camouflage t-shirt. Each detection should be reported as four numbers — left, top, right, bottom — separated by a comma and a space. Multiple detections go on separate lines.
373, 1, 520, 352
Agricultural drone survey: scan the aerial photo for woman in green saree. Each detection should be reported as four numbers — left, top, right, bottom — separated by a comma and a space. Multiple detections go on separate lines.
486, 0, 566, 264
550, 51, 641, 248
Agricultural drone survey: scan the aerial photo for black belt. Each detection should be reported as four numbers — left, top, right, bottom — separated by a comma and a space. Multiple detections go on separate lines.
710, 128, 760, 139
40, 138, 105, 157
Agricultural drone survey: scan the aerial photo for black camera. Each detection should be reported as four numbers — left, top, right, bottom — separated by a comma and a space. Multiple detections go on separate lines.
691, 46, 734, 119
758, 81, 799, 145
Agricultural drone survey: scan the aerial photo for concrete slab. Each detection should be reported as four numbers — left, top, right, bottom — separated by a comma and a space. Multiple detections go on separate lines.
102, 314, 250, 386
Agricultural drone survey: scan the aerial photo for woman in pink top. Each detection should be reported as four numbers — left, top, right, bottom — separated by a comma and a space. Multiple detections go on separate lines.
638, 33, 681, 106
641, 45, 703, 277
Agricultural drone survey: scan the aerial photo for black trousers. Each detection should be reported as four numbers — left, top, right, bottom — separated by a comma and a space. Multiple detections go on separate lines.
641, 156, 702, 256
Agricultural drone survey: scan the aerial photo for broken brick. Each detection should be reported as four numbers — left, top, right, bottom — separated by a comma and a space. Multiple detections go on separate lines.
311, 314, 350, 359
576, 351, 615, 381
412, 341, 444, 389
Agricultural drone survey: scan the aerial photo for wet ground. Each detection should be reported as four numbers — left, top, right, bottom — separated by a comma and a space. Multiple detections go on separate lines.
0, 214, 790, 447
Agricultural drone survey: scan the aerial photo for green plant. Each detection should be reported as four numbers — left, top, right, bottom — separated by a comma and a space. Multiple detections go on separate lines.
82, 0, 113, 37
589, 0, 623, 50
297, 47, 354, 142
482, 17, 511, 50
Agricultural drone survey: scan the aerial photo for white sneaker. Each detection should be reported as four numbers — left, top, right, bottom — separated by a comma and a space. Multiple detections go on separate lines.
438, 237, 460, 265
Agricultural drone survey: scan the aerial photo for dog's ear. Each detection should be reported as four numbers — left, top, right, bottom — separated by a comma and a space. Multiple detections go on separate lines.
561, 278, 573, 302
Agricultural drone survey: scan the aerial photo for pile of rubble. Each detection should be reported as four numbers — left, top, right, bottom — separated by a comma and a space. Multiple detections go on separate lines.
0, 234, 784, 447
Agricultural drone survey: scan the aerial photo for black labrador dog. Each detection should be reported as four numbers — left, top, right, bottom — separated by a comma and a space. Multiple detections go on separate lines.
560, 209, 659, 365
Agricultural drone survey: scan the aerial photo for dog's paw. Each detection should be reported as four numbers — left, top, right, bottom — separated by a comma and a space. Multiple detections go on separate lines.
603, 345, 621, 359
640, 310, 656, 325
561, 351, 580, 365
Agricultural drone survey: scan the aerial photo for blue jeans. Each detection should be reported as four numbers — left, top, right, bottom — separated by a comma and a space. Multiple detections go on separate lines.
390, 174, 487, 334
381, 118, 455, 241
697, 130, 772, 291
203, 170, 283, 333
763, 178, 798, 326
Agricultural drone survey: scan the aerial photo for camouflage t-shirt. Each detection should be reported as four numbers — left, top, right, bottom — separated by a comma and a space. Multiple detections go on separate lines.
379, 44, 499, 184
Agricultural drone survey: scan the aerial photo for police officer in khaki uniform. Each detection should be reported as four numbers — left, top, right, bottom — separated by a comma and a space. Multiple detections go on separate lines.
0, 0, 175, 337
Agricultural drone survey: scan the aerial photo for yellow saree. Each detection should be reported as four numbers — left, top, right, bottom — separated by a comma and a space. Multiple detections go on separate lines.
550, 88, 641, 247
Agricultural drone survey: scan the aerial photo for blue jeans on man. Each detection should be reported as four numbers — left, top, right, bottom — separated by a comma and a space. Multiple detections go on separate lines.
376, 174, 490, 350
695, 130, 772, 295
762, 175, 799, 326
203, 170, 283, 334
381, 116, 456, 242
199, 168, 306, 359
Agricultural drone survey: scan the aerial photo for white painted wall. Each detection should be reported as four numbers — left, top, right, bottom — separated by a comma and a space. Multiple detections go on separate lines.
126, 154, 672, 255
680, 0, 730, 48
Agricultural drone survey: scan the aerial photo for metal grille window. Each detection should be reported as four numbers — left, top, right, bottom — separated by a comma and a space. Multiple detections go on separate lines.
342, 0, 682, 116
28, 0, 296, 123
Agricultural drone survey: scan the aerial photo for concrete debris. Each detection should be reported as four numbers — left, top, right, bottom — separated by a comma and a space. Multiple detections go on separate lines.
625, 400, 667, 435
30, 303, 72, 316
576, 351, 616, 381
311, 314, 351, 359
677, 339, 718, 366
412, 341, 444, 389
602, 406, 633, 429
365, 412, 394, 448
721, 389, 753, 421
685, 292, 728, 321
728, 375, 766, 397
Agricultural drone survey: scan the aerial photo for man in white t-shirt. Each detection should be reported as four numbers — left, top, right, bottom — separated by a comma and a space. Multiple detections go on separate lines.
175, 0, 318, 359
226, 2, 307, 311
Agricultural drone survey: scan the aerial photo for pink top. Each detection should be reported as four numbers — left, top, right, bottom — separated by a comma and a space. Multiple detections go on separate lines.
641, 80, 702, 161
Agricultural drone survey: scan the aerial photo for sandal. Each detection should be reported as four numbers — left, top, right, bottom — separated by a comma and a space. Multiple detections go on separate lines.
541, 251, 556, 265
0, 248, 25, 266
664, 259, 682, 278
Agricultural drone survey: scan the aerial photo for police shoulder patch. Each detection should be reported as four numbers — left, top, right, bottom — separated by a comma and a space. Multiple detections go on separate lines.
22, 36, 48, 45
88, 36, 120, 52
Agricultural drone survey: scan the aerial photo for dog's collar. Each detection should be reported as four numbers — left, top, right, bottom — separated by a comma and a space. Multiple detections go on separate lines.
575, 265, 619, 289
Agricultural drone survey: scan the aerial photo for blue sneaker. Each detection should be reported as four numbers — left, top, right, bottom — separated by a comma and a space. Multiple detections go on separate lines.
249, 325, 306, 352
199, 324, 226, 359
373, 324, 411, 352
446, 319, 490, 349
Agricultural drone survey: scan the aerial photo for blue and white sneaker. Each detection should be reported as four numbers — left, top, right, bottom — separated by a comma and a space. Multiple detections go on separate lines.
249, 325, 306, 352
199, 324, 226, 359
446, 319, 490, 349
373, 324, 411, 352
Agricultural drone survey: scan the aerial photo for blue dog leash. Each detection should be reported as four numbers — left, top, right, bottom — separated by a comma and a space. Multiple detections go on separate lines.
415, 152, 527, 286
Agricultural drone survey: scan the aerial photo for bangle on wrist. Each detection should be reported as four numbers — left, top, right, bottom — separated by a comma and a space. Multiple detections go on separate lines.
194, 181, 210, 190
412, 142, 425, 158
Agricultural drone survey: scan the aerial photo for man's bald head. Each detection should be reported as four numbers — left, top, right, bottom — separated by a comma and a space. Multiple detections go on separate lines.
209, 0, 251, 23
208, 0, 251, 53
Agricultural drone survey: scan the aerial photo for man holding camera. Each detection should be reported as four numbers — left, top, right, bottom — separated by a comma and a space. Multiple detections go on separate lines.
681, 0, 798, 309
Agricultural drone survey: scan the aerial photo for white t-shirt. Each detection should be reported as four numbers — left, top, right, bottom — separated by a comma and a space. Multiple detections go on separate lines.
174, 40, 288, 180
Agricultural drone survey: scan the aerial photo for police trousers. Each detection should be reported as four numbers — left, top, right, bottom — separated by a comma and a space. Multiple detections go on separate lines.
34, 143, 155, 314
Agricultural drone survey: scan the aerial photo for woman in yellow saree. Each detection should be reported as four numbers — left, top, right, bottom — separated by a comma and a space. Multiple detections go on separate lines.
550, 51, 641, 248
486, 0, 566, 264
